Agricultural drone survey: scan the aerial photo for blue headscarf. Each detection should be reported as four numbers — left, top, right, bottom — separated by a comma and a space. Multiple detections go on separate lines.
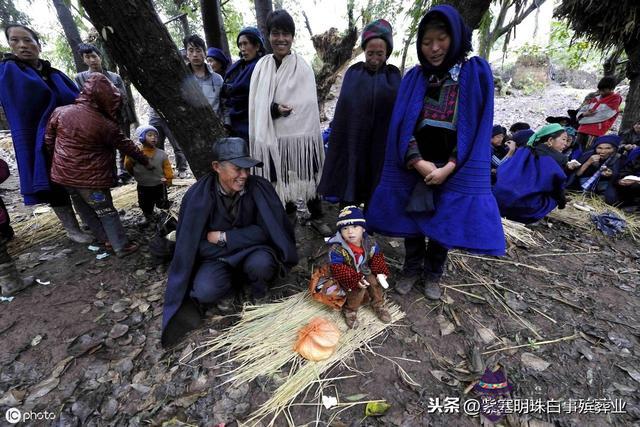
237, 26, 266, 57
593, 134, 621, 149
206, 47, 230, 71
416, 4, 472, 74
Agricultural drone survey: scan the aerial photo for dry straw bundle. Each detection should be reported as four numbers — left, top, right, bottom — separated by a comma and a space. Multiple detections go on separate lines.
501, 218, 541, 247
186, 292, 406, 426
549, 192, 640, 239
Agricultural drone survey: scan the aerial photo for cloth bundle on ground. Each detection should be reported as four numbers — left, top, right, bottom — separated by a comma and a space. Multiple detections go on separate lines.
366, 6, 505, 256
493, 124, 568, 224
0, 54, 78, 205
317, 61, 400, 204
161, 173, 298, 347
248, 52, 324, 203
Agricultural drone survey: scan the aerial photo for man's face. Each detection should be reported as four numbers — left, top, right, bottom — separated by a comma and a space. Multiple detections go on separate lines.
82, 52, 102, 71
144, 130, 158, 146
212, 161, 249, 194
269, 28, 293, 59
186, 43, 205, 66
7, 26, 41, 63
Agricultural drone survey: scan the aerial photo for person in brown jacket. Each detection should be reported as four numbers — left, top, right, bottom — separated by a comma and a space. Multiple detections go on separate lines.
45, 73, 150, 257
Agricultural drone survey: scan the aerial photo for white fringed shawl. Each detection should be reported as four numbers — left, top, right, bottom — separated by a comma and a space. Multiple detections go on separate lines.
248, 53, 324, 203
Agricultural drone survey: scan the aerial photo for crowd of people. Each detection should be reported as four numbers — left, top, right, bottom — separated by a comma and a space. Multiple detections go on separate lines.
0, 6, 638, 346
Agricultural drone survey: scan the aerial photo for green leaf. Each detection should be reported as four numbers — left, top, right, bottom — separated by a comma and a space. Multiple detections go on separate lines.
345, 393, 368, 402
365, 401, 391, 417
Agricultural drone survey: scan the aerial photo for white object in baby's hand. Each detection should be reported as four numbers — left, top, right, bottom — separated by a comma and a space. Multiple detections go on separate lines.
567, 159, 582, 168
377, 274, 389, 289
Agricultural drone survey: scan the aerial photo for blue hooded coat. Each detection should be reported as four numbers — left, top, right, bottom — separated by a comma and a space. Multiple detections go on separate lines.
0, 54, 79, 205
366, 5, 505, 256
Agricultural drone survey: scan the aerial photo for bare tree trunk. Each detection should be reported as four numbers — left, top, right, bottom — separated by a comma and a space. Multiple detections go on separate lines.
253, 0, 273, 53
621, 40, 640, 132
79, 0, 226, 178
200, 0, 230, 57
178, 13, 190, 37
52, 0, 87, 72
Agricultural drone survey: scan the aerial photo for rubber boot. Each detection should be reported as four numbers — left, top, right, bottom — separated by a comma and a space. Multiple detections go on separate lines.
0, 262, 34, 296
53, 206, 93, 244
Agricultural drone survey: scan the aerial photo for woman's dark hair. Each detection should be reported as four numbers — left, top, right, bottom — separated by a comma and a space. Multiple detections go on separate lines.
541, 130, 567, 144
183, 34, 206, 51
597, 76, 617, 91
78, 43, 101, 57
4, 23, 40, 47
422, 16, 449, 35
266, 10, 295, 36
509, 122, 531, 133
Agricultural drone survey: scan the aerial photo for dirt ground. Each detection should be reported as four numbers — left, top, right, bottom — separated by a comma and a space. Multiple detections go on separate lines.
0, 178, 639, 426
1, 82, 639, 426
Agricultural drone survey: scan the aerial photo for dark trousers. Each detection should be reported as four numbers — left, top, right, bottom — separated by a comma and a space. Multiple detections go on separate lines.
149, 117, 188, 172
137, 184, 164, 215
48, 182, 72, 207
403, 236, 448, 280
65, 187, 128, 251
285, 197, 323, 219
190, 249, 276, 302
606, 183, 640, 206
575, 132, 596, 152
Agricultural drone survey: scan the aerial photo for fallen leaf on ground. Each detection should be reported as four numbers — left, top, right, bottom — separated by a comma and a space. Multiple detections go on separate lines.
436, 314, 455, 336
365, 401, 391, 416
345, 393, 368, 401
521, 353, 551, 372
109, 324, 129, 339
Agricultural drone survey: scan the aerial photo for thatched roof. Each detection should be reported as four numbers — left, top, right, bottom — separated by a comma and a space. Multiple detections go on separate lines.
554, 0, 640, 50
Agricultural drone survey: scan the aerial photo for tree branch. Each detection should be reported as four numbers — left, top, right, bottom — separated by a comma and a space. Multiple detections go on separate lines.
492, 0, 546, 40
302, 10, 313, 37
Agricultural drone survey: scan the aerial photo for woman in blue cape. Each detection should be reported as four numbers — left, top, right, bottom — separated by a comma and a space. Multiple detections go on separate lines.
366, 5, 504, 300
494, 124, 573, 224
0, 24, 91, 243
221, 27, 265, 142
318, 19, 401, 206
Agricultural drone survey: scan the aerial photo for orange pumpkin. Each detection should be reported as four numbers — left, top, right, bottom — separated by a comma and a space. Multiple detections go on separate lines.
293, 317, 341, 361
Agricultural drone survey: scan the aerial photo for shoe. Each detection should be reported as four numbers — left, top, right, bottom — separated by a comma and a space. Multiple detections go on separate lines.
115, 242, 139, 258
394, 274, 420, 295
53, 206, 93, 244
0, 262, 35, 296
423, 281, 442, 300
343, 309, 359, 329
216, 297, 235, 314
372, 304, 392, 323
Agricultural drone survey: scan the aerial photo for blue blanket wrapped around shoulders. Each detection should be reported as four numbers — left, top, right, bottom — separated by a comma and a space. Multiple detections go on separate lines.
493, 147, 567, 224
0, 57, 78, 205
366, 57, 505, 256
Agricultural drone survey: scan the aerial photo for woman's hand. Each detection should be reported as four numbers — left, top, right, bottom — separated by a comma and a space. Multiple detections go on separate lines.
357, 277, 370, 289
424, 162, 455, 185
601, 168, 613, 178
588, 154, 601, 165
413, 160, 437, 177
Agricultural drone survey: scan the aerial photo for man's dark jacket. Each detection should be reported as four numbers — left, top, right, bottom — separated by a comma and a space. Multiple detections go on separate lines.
161, 173, 298, 346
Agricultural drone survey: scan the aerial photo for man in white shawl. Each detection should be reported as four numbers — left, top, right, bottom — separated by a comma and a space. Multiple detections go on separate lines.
248, 10, 327, 230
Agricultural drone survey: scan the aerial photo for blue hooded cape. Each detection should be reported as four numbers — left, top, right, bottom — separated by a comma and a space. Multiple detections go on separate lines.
223, 56, 260, 141
493, 148, 567, 224
0, 56, 78, 205
366, 57, 504, 255
318, 62, 401, 204
161, 173, 298, 346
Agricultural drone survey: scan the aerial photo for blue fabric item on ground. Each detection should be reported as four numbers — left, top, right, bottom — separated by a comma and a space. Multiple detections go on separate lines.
493, 147, 567, 224
0, 56, 79, 205
591, 211, 626, 236
366, 58, 505, 255
318, 62, 400, 204
161, 173, 297, 346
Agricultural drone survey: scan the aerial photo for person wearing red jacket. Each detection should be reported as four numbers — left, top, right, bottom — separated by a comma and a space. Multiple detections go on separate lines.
45, 73, 150, 258
328, 205, 391, 328
575, 76, 623, 153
